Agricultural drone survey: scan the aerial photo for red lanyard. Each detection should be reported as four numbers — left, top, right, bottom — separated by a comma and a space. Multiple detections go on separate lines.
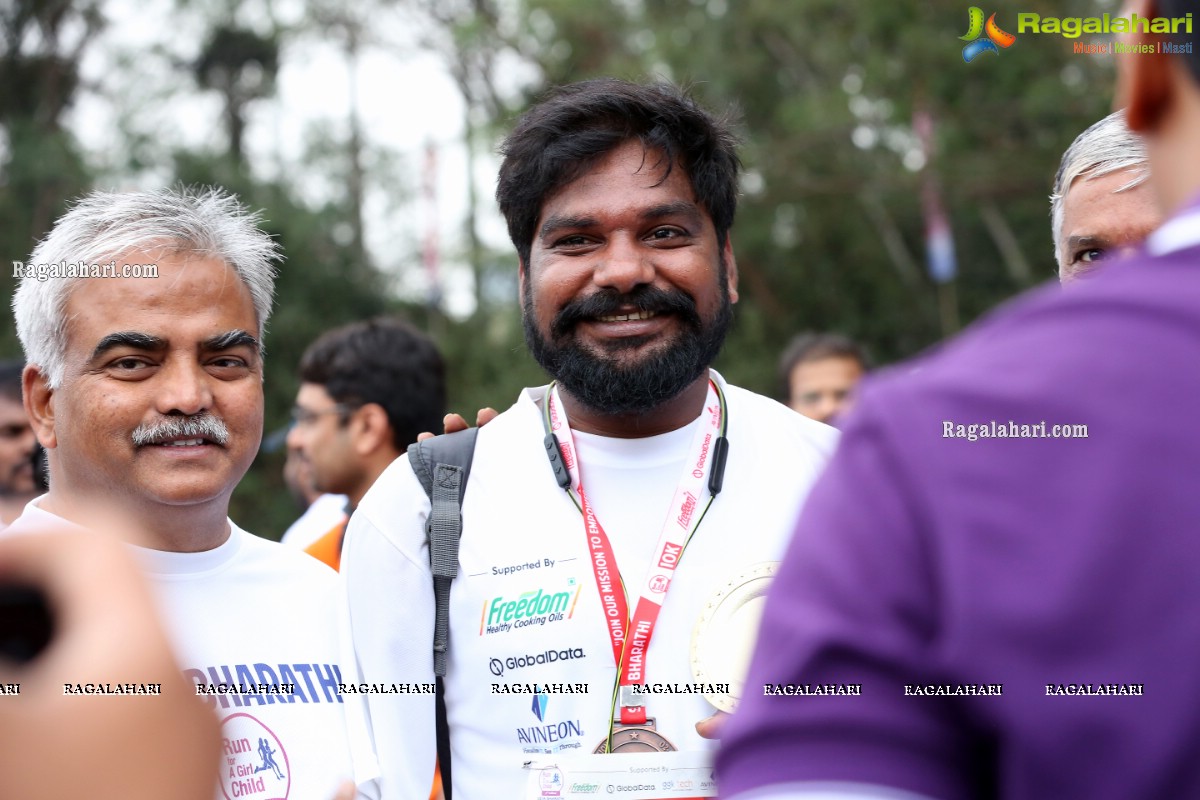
545, 379, 726, 724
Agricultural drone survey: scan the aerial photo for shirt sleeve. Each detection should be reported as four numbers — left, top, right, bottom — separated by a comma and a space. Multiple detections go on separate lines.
716, 388, 973, 800
340, 462, 438, 800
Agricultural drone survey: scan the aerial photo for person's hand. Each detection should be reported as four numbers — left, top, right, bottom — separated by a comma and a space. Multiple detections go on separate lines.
0, 529, 220, 800
417, 408, 499, 441
695, 710, 729, 739
330, 779, 357, 800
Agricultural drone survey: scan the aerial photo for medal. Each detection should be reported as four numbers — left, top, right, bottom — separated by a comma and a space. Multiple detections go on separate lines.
593, 719, 677, 754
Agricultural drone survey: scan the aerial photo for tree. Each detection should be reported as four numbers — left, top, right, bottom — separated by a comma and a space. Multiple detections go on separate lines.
0, 0, 102, 357
407, 0, 1119, 395
172, 150, 397, 536
193, 24, 279, 167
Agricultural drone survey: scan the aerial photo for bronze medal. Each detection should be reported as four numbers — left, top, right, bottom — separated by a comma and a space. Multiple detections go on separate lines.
594, 718, 677, 754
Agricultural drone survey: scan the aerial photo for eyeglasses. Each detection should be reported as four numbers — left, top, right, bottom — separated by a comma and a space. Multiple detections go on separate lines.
0, 423, 31, 440
289, 404, 357, 428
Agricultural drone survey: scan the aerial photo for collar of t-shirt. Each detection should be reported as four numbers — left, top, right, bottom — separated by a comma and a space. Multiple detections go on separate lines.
560, 413, 700, 604
1147, 191, 1200, 256
10, 495, 243, 579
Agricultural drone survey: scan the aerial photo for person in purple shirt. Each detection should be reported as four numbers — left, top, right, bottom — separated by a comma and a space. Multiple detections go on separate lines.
717, 1, 1200, 798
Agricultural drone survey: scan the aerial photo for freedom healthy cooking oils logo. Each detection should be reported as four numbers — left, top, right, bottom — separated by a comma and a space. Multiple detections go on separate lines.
480, 579, 582, 635
960, 7, 1017, 62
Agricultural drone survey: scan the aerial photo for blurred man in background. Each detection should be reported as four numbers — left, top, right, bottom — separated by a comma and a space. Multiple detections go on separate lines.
0, 360, 39, 530
1052, 109, 1162, 284
287, 316, 446, 570
719, 2, 1200, 797
779, 332, 869, 425
280, 439, 348, 548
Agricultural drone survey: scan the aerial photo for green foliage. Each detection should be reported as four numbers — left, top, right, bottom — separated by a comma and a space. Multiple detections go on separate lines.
484, 0, 1119, 380
0, 121, 93, 359
194, 25, 281, 163
0, 0, 99, 359
169, 150, 396, 537
438, 305, 549, 423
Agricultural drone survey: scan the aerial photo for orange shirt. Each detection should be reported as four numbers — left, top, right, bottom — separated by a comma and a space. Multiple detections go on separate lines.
302, 517, 444, 800
303, 518, 346, 571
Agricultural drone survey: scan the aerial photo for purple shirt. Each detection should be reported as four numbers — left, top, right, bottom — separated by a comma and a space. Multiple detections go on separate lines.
718, 206, 1200, 800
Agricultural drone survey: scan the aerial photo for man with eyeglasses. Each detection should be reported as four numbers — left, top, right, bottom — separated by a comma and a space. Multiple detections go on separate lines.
286, 317, 446, 571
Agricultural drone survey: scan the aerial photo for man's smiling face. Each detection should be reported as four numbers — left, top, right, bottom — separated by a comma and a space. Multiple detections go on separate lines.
37, 251, 264, 510
521, 140, 738, 415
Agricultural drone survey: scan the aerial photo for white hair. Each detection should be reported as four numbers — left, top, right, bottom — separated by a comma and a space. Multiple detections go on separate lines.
1050, 110, 1149, 273
12, 186, 281, 387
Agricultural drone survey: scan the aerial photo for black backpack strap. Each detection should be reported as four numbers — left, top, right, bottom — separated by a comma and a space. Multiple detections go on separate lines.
406, 427, 478, 800
434, 676, 452, 799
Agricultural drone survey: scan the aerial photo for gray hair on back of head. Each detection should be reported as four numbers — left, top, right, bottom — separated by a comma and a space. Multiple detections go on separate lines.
1049, 110, 1149, 273
12, 186, 281, 388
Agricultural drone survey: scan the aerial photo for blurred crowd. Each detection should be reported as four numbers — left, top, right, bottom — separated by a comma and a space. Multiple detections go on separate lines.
2, 2, 1197, 798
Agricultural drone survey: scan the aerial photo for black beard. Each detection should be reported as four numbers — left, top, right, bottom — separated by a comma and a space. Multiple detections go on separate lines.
523, 281, 733, 416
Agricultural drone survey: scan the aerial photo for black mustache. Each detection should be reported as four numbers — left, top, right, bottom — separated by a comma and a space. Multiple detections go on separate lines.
550, 287, 700, 338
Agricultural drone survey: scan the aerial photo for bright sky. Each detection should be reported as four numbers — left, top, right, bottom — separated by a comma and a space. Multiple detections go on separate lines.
67, 0, 522, 317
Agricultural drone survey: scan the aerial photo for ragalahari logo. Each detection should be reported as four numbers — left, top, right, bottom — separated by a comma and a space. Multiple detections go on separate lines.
961, 7, 1016, 62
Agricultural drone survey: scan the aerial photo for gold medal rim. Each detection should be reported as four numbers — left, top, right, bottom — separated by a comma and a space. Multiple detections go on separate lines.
689, 561, 779, 713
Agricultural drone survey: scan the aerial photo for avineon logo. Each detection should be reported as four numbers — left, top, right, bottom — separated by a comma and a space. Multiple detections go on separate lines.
532, 691, 549, 722
488, 648, 586, 676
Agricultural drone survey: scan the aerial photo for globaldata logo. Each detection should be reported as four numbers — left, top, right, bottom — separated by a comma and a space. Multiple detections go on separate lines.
488, 647, 586, 676
960, 7, 1016, 62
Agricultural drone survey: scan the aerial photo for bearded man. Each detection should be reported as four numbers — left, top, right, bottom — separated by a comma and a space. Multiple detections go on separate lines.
339, 78, 837, 800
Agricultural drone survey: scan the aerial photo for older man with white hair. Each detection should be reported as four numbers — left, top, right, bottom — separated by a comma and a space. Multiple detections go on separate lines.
1050, 109, 1162, 284
719, 0, 1200, 796
7, 187, 354, 800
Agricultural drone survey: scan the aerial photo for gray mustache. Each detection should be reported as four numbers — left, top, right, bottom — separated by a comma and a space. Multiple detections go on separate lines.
131, 415, 230, 446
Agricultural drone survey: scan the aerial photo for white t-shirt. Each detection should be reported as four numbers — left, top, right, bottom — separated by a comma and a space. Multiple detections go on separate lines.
340, 374, 838, 800
6, 500, 354, 800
